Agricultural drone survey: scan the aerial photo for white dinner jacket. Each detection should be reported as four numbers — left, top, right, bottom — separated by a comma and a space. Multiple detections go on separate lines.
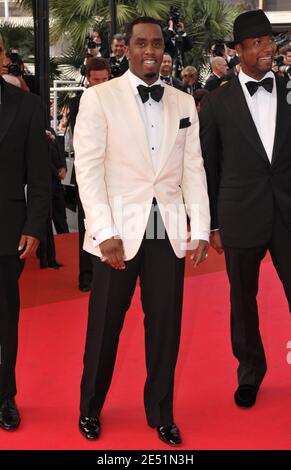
74, 71, 210, 260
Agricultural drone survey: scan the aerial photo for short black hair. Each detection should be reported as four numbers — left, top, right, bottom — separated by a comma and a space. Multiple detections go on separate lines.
124, 17, 164, 45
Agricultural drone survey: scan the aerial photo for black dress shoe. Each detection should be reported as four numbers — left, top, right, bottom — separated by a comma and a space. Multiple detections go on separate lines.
234, 384, 259, 408
49, 261, 64, 270
0, 398, 21, 431
157, 423, 182, 446
79, 416, 100, 440
79, 284, 91, 292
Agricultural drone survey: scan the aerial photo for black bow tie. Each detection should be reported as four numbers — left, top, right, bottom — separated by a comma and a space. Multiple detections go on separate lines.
137, 84, 164, 103
245, 77, 274, 96
160, 75, 170, 83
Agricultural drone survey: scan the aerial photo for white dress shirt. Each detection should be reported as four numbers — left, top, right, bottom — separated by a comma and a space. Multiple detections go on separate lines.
239, 69, 276, 162
128, 70, 164, 172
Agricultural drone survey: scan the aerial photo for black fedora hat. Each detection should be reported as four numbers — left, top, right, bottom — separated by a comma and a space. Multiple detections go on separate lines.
226, 9, 276, 49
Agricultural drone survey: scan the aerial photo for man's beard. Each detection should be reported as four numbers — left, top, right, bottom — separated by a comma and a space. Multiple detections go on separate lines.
144, 72, 157, 78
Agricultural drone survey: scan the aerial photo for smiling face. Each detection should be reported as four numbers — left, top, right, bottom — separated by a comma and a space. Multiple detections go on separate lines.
235, 35, 277, 80
125, 22, 164, 85
111, 39, 125, 59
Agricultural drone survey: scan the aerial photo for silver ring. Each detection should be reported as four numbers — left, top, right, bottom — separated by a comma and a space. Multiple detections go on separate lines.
205, 253, 208, 258
100, 256, 107, 262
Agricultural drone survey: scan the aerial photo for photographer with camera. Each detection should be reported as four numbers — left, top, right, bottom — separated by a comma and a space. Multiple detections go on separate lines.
2, 49, 30, 92
88, 30, 109, 58
164, 7, 192, 77
80, 30, 109, 78
109, 33, 129, 79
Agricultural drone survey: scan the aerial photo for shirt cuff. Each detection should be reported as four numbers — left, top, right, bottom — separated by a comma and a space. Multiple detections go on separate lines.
191, 231, 209, 243
92, 226, 119, 247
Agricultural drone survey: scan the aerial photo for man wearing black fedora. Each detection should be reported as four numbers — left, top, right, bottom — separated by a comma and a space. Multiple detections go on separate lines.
200, 10, 291, 408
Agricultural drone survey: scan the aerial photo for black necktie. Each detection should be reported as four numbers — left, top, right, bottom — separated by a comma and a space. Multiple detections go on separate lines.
245, 77, 274, 97
137, 84, 164, 103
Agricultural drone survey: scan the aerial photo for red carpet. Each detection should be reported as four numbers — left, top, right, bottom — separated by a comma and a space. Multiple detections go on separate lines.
1, 234, 290, 450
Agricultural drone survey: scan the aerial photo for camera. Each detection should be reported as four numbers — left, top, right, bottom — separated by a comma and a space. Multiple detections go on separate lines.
273, 54, 291, 78
211, 42, 225, 58
169, 6, 181, 30
279, 64, 291, 78
86, 36, 96, 50
6, 50, 22, 76
273, 54, 285, 68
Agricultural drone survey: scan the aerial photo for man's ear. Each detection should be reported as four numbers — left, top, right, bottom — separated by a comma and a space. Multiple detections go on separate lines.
124, 45, 130, 60
235, 43, 242, 57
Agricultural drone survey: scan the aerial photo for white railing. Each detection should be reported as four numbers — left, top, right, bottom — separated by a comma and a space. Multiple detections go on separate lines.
50, 80, 85, 132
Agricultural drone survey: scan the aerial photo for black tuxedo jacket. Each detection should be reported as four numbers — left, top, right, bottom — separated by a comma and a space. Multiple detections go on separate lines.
199, 74, 291, 248
109, 56, 129, 77
204, 74, 222, 92
0, 77, 50, 256
161, 76, 186, 92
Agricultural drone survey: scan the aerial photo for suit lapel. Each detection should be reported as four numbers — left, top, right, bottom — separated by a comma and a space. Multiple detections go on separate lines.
271, 76, 291, 165
156, 84, 179, 175
116, 72, 155, 175
0, 78, 20, 145
224, 77, 270, 164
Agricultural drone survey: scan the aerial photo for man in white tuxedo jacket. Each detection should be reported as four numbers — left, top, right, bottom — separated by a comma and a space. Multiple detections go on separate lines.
74, 17, 210, 446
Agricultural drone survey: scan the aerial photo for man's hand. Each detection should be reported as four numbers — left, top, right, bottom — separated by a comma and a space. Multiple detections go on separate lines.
18, 235, 40, 259
177, 21, 185, 32
190, 240, 209, 267
99, 237, 125, 270
0, 63, 8, 76
58, 167, 67, 180
210, 230, 224, 254
17, 76, 30, 93
168, 19, 174, 30
45, 130, 56, 142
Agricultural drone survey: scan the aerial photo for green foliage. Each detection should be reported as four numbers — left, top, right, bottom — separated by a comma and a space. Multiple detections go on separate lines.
15, 0, 242, 80
0, 22, 34, 60
177, 0, 242, 69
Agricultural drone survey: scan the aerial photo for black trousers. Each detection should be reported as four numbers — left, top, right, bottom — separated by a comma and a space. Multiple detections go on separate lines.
77, 187, 93, 288
52, 179, 69, 234
0, 255, 25, 402
80, 224, 185, 426
224, 209, 291, 388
